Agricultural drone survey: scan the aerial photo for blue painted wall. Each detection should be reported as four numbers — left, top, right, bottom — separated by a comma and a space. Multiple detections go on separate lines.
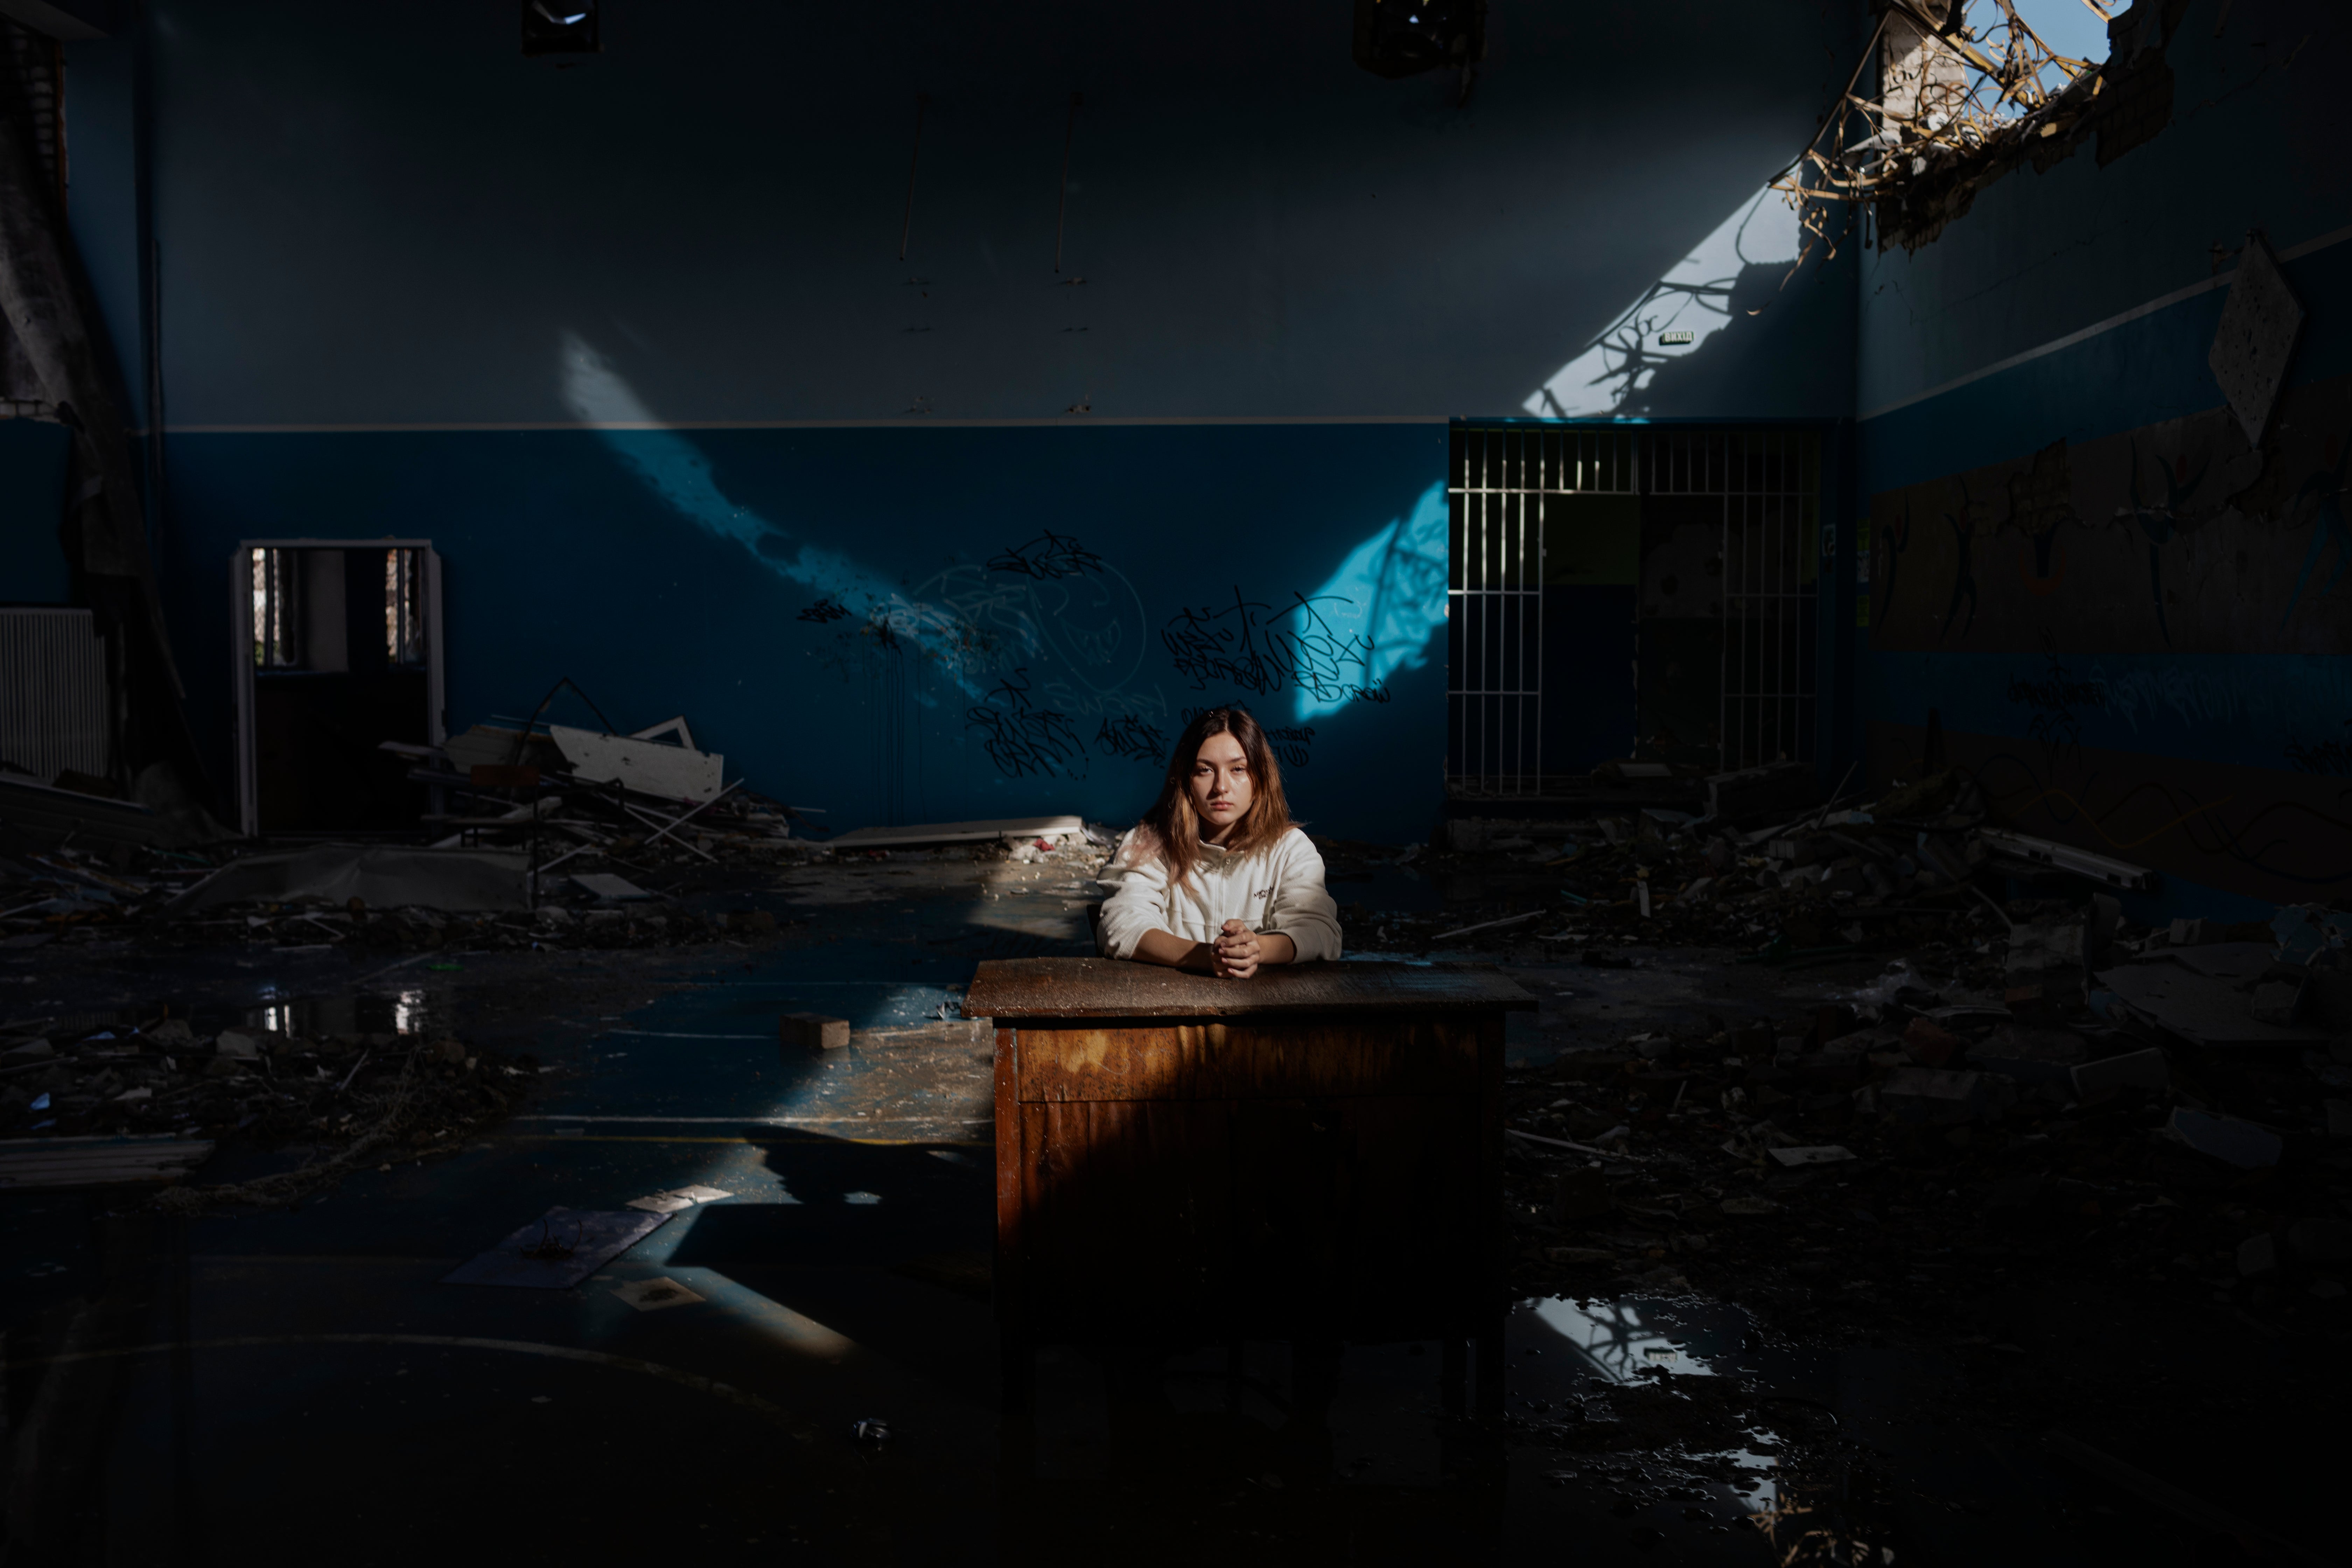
166, 423, 1450, 840
0, 0, 1860, 834
125, 1, 1856, 429
1853, 0, 2352, 916
0, 422, 72, 603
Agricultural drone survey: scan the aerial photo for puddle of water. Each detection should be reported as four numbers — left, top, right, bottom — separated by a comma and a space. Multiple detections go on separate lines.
1525, 1295, 1733, 1382
1510, 1294, 1795, 1529
241, 989, 440, 1040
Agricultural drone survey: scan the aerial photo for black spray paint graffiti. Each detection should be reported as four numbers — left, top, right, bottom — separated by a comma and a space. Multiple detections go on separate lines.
900, 531, 1153, 708
2118, 440, 2213, 649
808, 588, 1003, 690
967, 669, 1089, 779
1095, 713, 1168, 763
2284, 723, 2352, 777
987, 531, 1107, 581
1264, 724, 1315, 768
2007, 640, 2105, 772
1162, 588, 1388, 707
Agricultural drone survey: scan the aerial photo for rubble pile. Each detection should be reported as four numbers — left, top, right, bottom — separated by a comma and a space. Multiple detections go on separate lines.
1344, 770, 2104, 964
0, 840, 214, 942
394, 719, 824, 867
1498, 900, 2352, 1359
0, 717, 837, 952
0, 1014, 534, 1208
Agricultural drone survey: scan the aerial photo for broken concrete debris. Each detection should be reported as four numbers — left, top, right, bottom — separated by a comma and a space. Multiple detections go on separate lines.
2165, 1108, 2282, 1171
1766, 1144, 1854, 1167
827, 815, 1089, 851
0, 715, 832, 953
2, 730, 1124, 958
571, 873, 652, 902
547, 717, 725, 802
612, 1275, 707, 1311
625, 1184, 734, 1214
0, 1007, 532, 1209
167, 845, 532, 915
1468, 769, 2352, 1339
2069, 1047, 2168, 1105
1880, 1066, 2010, 1125
782, 1013, 852, 1052
443, 1208, 670, 1289
1502, 981, 2350, 1340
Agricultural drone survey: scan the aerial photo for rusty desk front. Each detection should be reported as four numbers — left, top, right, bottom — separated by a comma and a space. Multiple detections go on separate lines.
966, 958, 1535, 1400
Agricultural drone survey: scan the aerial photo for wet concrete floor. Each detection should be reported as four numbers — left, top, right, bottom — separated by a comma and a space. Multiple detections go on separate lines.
0, 852, 2316, 1563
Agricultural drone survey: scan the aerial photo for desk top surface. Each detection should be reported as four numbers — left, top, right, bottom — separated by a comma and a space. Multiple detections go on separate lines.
963, 958, 1536, 1021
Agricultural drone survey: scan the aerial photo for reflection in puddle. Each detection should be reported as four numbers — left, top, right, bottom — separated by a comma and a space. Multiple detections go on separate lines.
1517, 1294, 1787, 1520
241, 988, 440, 1040
1528, 1295, 1722, 1381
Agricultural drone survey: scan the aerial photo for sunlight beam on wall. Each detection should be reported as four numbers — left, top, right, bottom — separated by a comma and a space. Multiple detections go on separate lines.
558, 331, 998, 696
1522, 188, 1800, 418
1294, 481, 1448, 723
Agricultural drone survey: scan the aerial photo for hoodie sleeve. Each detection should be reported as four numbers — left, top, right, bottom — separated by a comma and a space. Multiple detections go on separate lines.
1260, 831, 1343, 962
1095, 830, 1171, 960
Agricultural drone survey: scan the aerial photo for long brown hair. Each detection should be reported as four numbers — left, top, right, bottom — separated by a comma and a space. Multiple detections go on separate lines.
1133, 706, 1295, 891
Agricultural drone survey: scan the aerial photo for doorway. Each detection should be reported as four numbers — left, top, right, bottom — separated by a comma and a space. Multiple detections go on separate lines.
232, 540, 444, 836
1446, 425, 1821, 798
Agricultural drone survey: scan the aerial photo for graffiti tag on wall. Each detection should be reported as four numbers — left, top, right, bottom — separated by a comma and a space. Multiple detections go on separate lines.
1162, 587, 1389, 707
966, 670, 1089, 779
1094, 713, 1168, 763
1867, 377, 2351, 656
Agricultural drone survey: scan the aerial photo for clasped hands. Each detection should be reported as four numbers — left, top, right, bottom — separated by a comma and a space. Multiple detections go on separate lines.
1212, 919, 1270, 979
1131, 921, 1293, 978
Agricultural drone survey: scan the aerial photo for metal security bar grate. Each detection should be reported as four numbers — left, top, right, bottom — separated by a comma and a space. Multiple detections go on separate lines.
1645, 431, 1820, 772
1447, 426, 1638, 796
1447, 425, 1819, 796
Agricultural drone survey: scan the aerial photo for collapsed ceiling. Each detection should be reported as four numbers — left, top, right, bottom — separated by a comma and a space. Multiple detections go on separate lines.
1774, 0, 2186, 258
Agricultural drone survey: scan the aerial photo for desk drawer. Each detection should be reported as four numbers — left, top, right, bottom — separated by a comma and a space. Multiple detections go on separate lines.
1009, 1017, 1479, 1103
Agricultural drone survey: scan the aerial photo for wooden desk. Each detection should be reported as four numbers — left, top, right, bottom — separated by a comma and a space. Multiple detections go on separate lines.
965, 957, 1535, 1413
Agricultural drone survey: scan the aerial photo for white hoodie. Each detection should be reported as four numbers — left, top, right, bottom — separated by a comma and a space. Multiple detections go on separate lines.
1096, 826, 1344, 962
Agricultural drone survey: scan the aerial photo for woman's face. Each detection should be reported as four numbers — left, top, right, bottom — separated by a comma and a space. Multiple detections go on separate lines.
1189, 731, 1254, 840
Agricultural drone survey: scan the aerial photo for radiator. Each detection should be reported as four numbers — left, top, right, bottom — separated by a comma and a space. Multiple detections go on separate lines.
0, 607, 110, 783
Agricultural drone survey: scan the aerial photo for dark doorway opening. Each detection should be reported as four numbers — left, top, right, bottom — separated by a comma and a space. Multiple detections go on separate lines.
234, 541, 444, 835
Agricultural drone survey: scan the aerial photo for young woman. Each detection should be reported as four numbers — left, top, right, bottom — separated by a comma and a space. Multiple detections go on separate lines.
1096, 706, 1342, 978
